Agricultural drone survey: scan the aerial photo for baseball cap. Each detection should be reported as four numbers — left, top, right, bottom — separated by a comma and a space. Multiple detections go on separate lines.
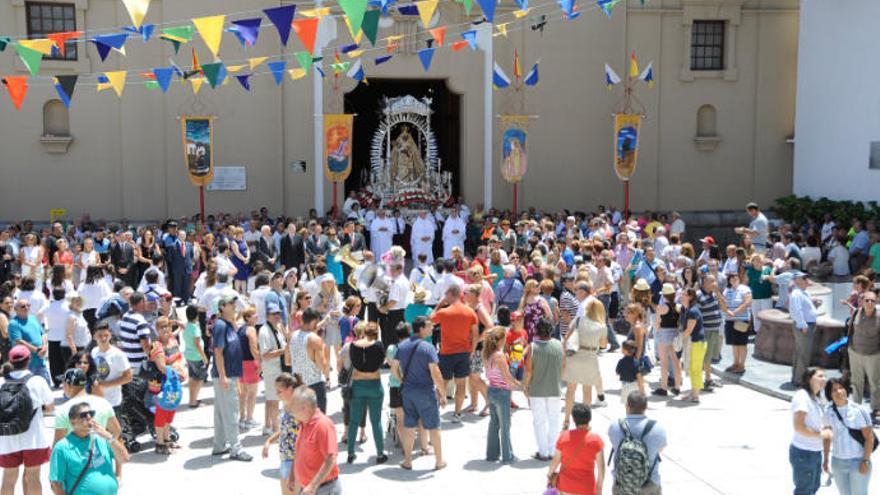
62, 368, 88, 387
8, 345, 29, 363
791, 270, 808, 279
145, 292, 162, 303
700, 236, 716, 246
267, 302, 282, 314
217, 294, 239, 307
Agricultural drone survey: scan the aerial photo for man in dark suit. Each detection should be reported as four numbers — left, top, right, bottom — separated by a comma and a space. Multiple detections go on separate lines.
280, 222, 305, 274
305, 223, 329, 265
254, 225, 277, 268
111, 231, 137, 288
164, 226, 194, 302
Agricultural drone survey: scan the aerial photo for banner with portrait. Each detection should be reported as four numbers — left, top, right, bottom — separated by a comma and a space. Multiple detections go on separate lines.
324, 114, 354, 182
181, 116, 215, 186
500, 115, 529, 183
613, 113, 641, 181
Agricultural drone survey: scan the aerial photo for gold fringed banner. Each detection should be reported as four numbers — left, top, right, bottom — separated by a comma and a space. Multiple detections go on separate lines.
324, 114, 354, 182
182, 116, 215, 186
613, 113, 641, 181
500, 115, 529, 183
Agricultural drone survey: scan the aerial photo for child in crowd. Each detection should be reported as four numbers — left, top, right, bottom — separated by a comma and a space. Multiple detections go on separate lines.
182, 305, 208, 408
505, 311, 529, 409
616, 340, 642, 404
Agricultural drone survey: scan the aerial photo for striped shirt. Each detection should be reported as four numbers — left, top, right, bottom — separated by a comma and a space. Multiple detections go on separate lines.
696, 290, 723, 331
117, 311, 152, 370
559, 290, 579, 336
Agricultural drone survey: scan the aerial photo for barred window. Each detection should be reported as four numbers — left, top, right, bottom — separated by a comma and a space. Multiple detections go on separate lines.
26, 2, 77, 61
690, 21, 724, 71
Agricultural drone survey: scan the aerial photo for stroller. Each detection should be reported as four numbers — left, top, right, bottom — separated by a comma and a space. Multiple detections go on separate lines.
117, 374, 179, 453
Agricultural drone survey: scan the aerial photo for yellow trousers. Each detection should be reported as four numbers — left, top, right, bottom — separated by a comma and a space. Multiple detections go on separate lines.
689, 341, 708, 391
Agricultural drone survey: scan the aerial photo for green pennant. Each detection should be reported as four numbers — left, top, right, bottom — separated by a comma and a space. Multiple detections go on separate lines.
144, 80, 160, 90
457, 0, 473, 16
14, 43, 43, 77
361, 9, 380, 46
166, 39, 182, 53
295, 51, 312, 74
162, 25, 194, 42
338, 0, 369, 36
331, 61, 350, 74
0, 37, 10, 52
201, 61, 225, 88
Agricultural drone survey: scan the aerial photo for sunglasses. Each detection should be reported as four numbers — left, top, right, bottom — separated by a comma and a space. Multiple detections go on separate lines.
78, 410, 96, 420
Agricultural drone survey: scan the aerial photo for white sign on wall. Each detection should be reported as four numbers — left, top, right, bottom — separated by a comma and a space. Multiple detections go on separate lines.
206, 166, 247, 191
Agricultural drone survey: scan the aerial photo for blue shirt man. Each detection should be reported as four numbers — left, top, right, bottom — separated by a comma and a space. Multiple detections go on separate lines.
395, 334, 439, 391
7, 305, 50, 383
495, 273, 524, 310
211, 316, 243, 379
850, 229, 870, 255
608, 393, 668, 489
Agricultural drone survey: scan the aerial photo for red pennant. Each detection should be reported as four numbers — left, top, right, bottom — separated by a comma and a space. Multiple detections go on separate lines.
47, 31, 82, 56
3, 76, 28, 110
386, 43, 398, 53
138, 72, 157, 80
451, 40, 468, 52
429, 26, 446, 47
292, 18, 319, 55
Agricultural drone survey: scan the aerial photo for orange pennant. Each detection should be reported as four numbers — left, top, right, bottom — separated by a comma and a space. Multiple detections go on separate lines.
47, 31, 82, 56
429, 26, 446, 47
386, 43, 398, 53
292, 18, 319, 55
3, 76, 28, 110
451, 40, 468, 52
191, 47, 201, 72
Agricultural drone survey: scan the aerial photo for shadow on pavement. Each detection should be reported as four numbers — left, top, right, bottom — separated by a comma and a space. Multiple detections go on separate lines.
261, 468, 280, 480
372, 466, 436, 481
462, 459, 502, 472
183, 453, 220, 470
188, 436, 214, 449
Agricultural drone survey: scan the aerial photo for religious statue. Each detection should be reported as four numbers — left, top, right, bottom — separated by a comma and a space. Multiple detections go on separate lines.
389, 125, 426, 183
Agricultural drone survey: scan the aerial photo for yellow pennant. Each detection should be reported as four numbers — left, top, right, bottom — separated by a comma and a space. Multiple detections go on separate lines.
97, 82, 112, 92
344, 17, 364, 44
226, 64, 245, 74
300, 7, 331, 18
122, 0, 151, 28
347, 49, 365, 59
248, 56, 268, 70
513, 8, 531, 18
385, 34, 404, 43
190, 77, 205, 94
192, 15, 225, 58
288, 68, 307, 80
415, 0, 440, 28
495, 23, 508, 38
104, 71, 127, 97
19, 39, 55, 56
114, 45, 127, 57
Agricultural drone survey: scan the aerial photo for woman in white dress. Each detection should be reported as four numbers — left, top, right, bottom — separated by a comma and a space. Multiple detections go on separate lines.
561, 298, 607, 429
18, 233, 43, 285
75, 237, 99, 289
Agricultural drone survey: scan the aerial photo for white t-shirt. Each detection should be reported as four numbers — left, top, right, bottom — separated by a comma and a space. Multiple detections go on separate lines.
44, 300, 70, 342
91, 345, 132, 407
79, 280, 111, 310
790, 389, 826, 451
0, 371, 54, 454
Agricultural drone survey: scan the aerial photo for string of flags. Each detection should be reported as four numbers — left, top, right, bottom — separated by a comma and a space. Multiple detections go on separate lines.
1, 0, 639, 110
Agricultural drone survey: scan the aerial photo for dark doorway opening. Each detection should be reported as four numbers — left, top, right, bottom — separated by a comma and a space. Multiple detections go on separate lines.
343, 78, 461, 198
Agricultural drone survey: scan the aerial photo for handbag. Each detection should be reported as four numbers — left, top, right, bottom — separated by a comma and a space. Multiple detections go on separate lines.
732, 321, 750, 333
268, 323, 292, 374
564, 319, 580, 357
831, 403, 879, 453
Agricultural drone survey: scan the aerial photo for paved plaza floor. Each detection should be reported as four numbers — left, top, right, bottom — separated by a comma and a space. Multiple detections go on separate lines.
34, 348, 880, 495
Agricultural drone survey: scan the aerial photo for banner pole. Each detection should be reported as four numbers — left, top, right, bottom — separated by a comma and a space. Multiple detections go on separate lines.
513, 182, 518, 215
199, 185, 206, 226
623, 180, 630, 220
332, 182, 338, 219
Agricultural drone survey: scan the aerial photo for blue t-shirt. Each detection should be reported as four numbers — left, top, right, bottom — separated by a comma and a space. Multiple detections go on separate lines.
7, 316, 45, 369
608, 415, 668, 486
49, 434, 118, 495
395, 335, 438, 390
683, 305, 705, 342
265, 290, 289, 328
211, 318, 243, 379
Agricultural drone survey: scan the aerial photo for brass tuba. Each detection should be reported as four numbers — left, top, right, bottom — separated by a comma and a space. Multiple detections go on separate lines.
335, 244, 364, 290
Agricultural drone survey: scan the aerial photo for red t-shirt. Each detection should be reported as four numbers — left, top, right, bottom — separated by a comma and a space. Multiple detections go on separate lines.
555, 429, 605, 495
431, 302, 478, 355
470, 258, 490, 277
505, 328, 528, 353
294, 410, 340, 487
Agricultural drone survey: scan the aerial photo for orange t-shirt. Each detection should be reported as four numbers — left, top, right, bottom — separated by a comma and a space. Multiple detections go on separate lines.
431, 303, 478, 355
555, 429, 605, 495
295, 410, 340, 487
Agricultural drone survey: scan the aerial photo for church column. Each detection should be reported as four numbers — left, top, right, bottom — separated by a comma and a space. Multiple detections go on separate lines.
479, 22, 493, 209
313, 69, 324, 214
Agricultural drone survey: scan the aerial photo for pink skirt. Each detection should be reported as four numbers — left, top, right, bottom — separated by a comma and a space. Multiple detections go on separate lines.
240, 360, 260, 384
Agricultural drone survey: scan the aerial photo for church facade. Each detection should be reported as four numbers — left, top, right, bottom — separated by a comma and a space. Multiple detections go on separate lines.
0, 0, 799, 221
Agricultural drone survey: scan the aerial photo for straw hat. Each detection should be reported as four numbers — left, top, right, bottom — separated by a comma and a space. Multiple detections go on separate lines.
413, 289, 427, 303
661, 283, 676, 296
633, 278, 650, 291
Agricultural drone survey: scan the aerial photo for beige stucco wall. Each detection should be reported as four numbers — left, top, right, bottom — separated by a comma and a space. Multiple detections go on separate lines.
0, 0, 798, 221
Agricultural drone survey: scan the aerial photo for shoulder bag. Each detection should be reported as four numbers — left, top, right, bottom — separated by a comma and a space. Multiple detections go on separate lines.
69, 436, 95, 495
398, 340, 424, 394
268, 323, 292, 374
831, 403, 878, 453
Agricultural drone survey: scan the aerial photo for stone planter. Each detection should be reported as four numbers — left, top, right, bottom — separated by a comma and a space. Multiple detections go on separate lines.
753, 309, 846, 369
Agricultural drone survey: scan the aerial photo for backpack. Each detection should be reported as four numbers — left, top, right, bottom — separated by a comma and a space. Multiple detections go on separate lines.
156, 368, 183, 411
95, 295, 129, 322
612, 418, 658, 495
0, 374, 37, 436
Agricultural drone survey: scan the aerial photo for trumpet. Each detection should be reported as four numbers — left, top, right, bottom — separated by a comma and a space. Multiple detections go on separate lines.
335, 244, 364, 290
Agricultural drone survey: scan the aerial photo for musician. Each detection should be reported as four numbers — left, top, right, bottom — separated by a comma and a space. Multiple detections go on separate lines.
339, 220, 366, 297
354, 251, 382, 323
379, 262, 411, 350
410, 210, 436, 264
409, 253, 438, 306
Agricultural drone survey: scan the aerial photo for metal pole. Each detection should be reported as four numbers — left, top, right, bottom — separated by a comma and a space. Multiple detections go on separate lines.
624, 180, 630, 220
513, 182, 518, 215
479, 22, 493, 209
199, 185, 205, 226
314, 63, 324, 215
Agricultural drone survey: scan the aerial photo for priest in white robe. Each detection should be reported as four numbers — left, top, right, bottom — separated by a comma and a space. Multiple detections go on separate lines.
442, 209, 466, 259
370, 210, 395, 258
410, 210, 436, 264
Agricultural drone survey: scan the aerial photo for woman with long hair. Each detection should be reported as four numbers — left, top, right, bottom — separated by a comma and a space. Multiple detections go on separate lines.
314, 276, 343, 383
135, 228, 158, 284
52, 238, 74, 280
65, 349, 100, 396
261, 373, 304, 495
622, 303, 649, 395
677, 288, 707, 403
237, 306, 262, 430
259, 303, 289, 435
823, 377, 874, 495
789, 368, 830, 495
519, 279, 551, 342
562, 299, 607, 428
74, 237, 98, 289
63, 294, 92, 359
18, 233, 44, 285
464, 284, 492, 417
483, 325, 522, 464
290, 290, 311, 333
652, 284, 682, 397
46, 265, 73, 301
79, 266, 109, 332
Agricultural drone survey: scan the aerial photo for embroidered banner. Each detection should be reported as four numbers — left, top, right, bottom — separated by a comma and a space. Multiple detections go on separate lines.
324, 114, 354, 182
500, 115, 529, 183
181, 116, 215, 186
613, 113, 641, 181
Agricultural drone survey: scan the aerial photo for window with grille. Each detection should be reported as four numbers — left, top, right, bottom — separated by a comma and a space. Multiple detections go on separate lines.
26, 2, 77, 61
690, 21, 724, 71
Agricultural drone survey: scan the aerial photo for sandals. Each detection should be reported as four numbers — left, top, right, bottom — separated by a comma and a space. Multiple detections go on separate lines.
479, 407, 490, 417
462, 405, 477, 414
399, 462, 413, 470
155, 444, 171, 455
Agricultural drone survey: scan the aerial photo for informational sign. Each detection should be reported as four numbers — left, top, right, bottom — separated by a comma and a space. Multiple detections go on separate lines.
206, 166, 247, 191
49, 209, 67, 222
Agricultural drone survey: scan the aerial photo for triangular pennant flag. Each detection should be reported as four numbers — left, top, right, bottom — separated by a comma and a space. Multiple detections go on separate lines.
153, 67, 174, 93
374, 54, 393, 65
230, 18, 262, 47
361, 10, 380, 47
295, 51, 313, 74
166, 39, 182, 53
191, 48, 202, 73
639, 61, 654, 88
338, 0, 369, 37
524, 60, 539, 86
288, 68, 307, 80
93, 42, 112, 62
456, 0, 473, 15
190, 77, 205, 94
201, 62, 225, 88
145, 80, 160, 90
162, 25, 193, 43
14, 44, 43, 76
348, 50, 365, 59
292, 19, 319, 55
476, 0, 496, 22
461, 30, 478, 51
192, 15, 225, 57
344, 17, 364, 44
122, 0, 151, 28
46, 32, 81, 56
19, 38, 55, 56
597, 0, 621, 18
263, 5, 297, 45
3, 76, 28, 110
226, 65, 245, 74
299, 7, 332, 18
0, 37, 10, 52
249, 57, 268, 70
629, 51, 639, 78
415, 0, 440, 28
55, 75, 77, 106
429, 26, 446, 47
331, 61, 350, 74
235, 74, 251, 91
341, 43, 360, 54
268, 60, 286, 86
91, 33, 129, 62
513, 8, 531, 18
513, 50, 521, 79
123, 24, 155, 42
451, 40, 468, 51
492, 62, 510, 88
104, 71, 127, 97
496, 23, 508, 38
347, 59, 366, 83
397, 5, 419, 15
417, 47, 435, 71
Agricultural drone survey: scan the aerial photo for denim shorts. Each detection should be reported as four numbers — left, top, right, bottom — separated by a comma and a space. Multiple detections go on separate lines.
401, 387, 440, 430
439, 352, 471, 379
279, 460, 293, 480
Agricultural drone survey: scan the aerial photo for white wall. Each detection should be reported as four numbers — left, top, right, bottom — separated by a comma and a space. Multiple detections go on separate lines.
793, 0, 880, 201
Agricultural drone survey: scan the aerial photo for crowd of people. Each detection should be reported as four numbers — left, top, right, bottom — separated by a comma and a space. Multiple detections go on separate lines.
0, 198, 875, 495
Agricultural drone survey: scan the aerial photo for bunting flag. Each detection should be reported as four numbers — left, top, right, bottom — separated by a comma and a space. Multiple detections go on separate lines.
268, 60, 286, 86
429, 26, 446, 47
299, 7, 331, 18
0, 37, 10, 52
123, 24, 155, 42
461, 30, 478, 51
343, 17, 364, 44
397, 5, 418, 15
374, 54, 393, 65
3, 76, 28, 110
565, 7, 582, 20
515, 0, 529, 10
361, 9, 380, 46
456, 0, 473, 16
201, 61, 225, 88
331, 61, 350, 74
415, 0, 439, 28
347, 49, 364, 59
288, 68, 307, 80
144, 80, 160, 90
324, 114, 354, 182
229, 18, 262, 47
122, 0, 151, 28
54, 75, 77, 107
376, 0, 396, 16
248, 56, 268, 70
92, 33, 129, 61
524, 60, 539, 86
597, 0, 621, 19
191, 48, 202, 74
513, 8, 531, 18
104, 71, 127, 97
492, 61, 510, 88
47, 32, 81, 56
513, 50, 522, 80
451, 40, 468, 51
295, 51, 313, 73
292, 18, 319, 55
226, 64, 245, 74
190, 77, 205, 94
629, 52, 638, 78
639, 61, 654, 87
559, 0, 574, 16
496, 23, 508, 38
341, 43, 360, 54
13, 44, 43, 77
161, 26, 192, 53
153, 67, 174, 93
338, 0, 369, 36
192, 15, 225, 57
263, 5, 297, 45
235, 74, 251, 91
347, 59, 366, 83
476, 0, 496, 22
604, 63, 621, 89
19, 38, 55, 56
417, 47, 435, 72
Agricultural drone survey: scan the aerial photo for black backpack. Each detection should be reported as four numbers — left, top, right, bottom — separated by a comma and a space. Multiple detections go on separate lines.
0, 374, 37, 436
